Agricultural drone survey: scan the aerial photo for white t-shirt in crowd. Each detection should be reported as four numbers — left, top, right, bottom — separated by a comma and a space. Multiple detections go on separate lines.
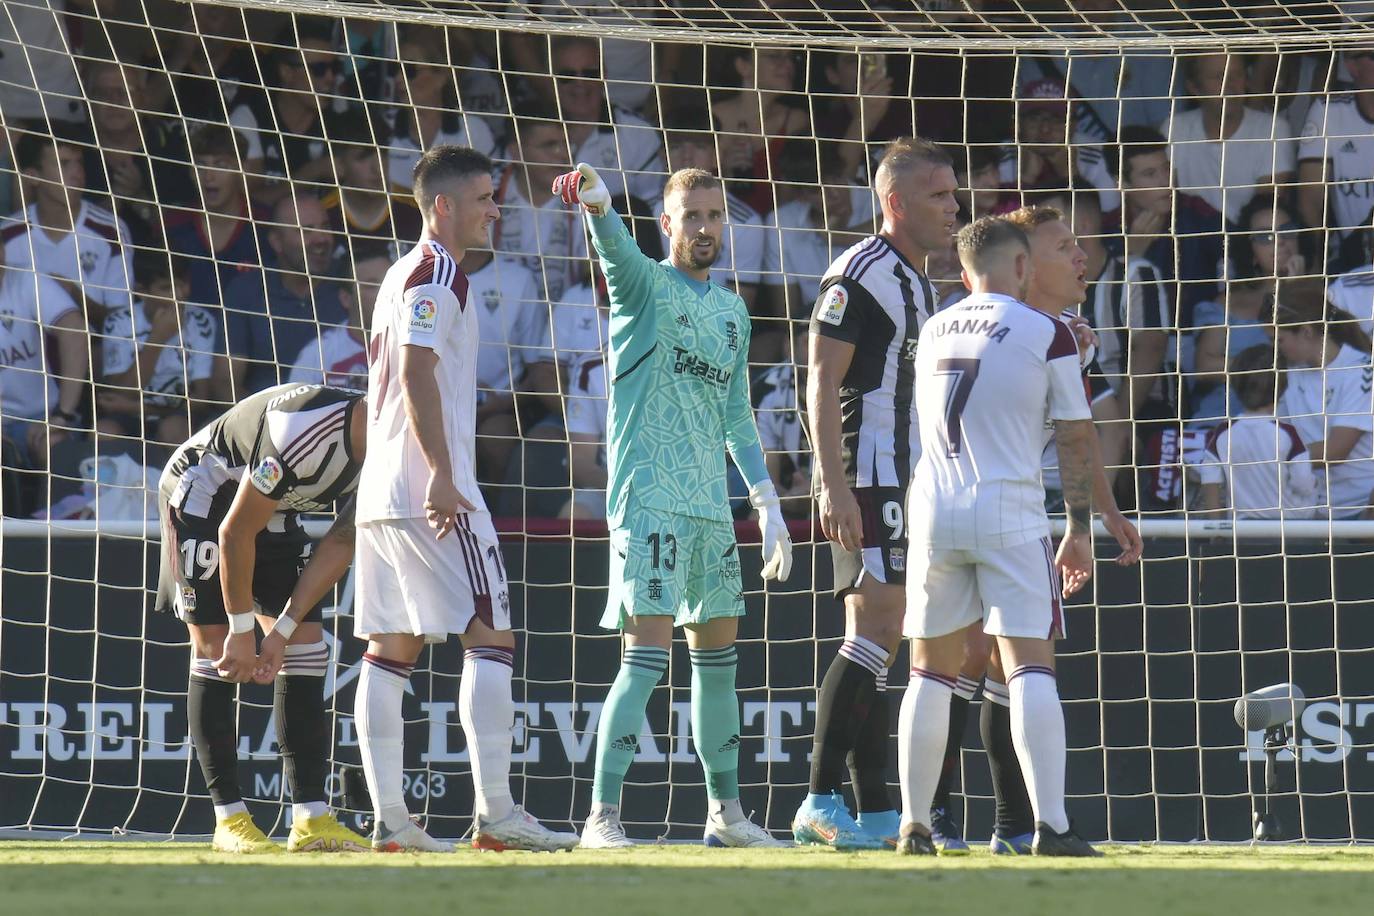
1329, 264, 1374, 336
1280, 343, 1374, 518
762, 186, 876, 305
1160, 107, 1297, 223
288, 325, 368, 389
573, 106, 667, 213
550, 282, 608, 368
3, 200, 133, 312
1298, 94, 1374, 236
101, 301, 218, 403
387, 117, 499, 189
493, 169, 588, 304
465, 254, 553, 393
1195, 412, 1318, 519
0, 268, 79, 419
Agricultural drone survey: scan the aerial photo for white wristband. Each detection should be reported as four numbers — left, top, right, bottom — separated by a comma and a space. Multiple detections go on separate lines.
271, 614, 298, 641
227, 612, 255, 635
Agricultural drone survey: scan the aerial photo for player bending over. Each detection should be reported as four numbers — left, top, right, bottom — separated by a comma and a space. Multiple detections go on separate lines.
351, 145, 578, 853
923, 204, 1142, 854
897, 217, 1103, 857
554, 163, 793, 848
796, 138, 958, 850
155, 383, 372, 854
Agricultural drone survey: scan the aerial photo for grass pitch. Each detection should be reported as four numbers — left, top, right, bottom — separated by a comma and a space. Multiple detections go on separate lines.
3, 842, 1372, 916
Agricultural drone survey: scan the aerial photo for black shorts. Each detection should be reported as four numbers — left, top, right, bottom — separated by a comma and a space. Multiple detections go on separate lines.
158, 508, 323, 628
830, 485, 907, 599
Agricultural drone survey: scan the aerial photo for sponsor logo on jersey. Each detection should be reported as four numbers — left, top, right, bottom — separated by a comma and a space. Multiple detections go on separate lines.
647, 577, 664, 601
179, 586, 197, 611
671, 346, 733, 388
409, 296, 437, 333
817, 285, 848, 326
890, 547, 905, 572
1340, 140, 1359, 154
249, 456, 284, 494
79, 250, 97, 275
725, 320, 738, 352
675, 313, 691, 328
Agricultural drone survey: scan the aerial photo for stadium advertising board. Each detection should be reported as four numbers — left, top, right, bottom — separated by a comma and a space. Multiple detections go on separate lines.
2, 536, 1372, 841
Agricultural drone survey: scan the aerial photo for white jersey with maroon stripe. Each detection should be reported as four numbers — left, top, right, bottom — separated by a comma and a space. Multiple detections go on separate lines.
908, 291, 1091, 550
357, 238, 484, 523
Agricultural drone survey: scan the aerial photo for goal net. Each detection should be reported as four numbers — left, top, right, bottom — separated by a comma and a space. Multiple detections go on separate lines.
2, 0, 1374, 843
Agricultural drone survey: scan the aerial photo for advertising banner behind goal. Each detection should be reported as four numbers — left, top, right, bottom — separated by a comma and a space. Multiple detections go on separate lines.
2, 533, 1372, 843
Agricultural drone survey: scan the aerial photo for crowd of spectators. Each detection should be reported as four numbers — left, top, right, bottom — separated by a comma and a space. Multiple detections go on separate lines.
1, 0, 1372, 523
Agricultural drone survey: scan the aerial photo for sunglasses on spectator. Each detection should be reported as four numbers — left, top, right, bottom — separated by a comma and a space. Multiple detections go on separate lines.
557, 68, 600, 80
1253, 222, 1300, 244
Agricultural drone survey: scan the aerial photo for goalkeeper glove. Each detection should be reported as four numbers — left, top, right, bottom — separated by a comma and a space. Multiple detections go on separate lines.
749, 481, 793, 582
552, 162, 610, 217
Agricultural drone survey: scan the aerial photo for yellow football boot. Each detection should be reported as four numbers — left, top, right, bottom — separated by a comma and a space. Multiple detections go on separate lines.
288, 813, 373, 853
212, 812, 282, 854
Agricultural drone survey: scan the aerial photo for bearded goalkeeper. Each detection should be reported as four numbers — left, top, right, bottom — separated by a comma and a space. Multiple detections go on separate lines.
554, 163, 792, 848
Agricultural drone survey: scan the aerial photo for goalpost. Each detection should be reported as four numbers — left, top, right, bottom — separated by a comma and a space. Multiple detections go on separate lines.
2, 0, 1374, 843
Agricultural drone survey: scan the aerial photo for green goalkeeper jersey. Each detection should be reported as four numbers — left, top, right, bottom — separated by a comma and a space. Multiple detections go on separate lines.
588, 210, 769, 526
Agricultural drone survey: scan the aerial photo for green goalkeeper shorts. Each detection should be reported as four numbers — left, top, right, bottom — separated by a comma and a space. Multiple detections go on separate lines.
601, 505, 746, 630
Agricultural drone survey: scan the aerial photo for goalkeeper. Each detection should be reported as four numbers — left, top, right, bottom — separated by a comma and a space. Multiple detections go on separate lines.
555, 163, 792, 848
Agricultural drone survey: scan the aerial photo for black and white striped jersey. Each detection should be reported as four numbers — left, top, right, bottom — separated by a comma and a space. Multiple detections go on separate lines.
162, 383, 364, 527
809, 234, 938, 489
1081, 254, 1176, 413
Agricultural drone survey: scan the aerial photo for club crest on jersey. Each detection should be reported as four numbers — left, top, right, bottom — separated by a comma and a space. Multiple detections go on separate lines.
817, 285, 848, 326
410, 297, 437, 333
250, 456, 284, 494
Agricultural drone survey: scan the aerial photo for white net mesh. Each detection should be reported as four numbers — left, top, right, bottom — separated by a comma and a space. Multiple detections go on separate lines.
1, 0, 1373, 842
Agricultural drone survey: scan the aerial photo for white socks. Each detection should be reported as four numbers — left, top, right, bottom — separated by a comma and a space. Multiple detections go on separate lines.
292, 801, 328, 823
355, 654, 413, 832
710, 797, 745, 825
460, 647, 517, 822
1008, 665, 1069, 833
897, 666, 956, 832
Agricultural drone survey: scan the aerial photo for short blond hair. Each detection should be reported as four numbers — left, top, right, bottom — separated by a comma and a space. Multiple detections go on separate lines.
1003, 205, 1064, 234
663, 168, 721, 201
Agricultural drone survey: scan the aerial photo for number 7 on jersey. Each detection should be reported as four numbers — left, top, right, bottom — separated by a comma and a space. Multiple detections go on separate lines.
935, 358, 980, 458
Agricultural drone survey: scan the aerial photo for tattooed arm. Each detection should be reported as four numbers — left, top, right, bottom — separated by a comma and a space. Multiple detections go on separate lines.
1054, 418, 1096, 595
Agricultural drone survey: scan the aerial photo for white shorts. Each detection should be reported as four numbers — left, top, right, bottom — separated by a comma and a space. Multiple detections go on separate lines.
903, 536, 1064, 641
354, 513, 511, 643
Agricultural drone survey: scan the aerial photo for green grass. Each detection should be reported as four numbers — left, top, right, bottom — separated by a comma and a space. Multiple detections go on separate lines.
3, 842, 1373, 916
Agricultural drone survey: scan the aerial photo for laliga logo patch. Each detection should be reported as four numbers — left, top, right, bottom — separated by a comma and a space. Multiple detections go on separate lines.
409, 296, 437, 333
817, 285, 848, 326
250, 456, 284, 494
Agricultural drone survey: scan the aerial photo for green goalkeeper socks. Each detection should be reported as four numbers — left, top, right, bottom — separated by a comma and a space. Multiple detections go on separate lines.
690, 646, 741, 802
593, 646, 669, 806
